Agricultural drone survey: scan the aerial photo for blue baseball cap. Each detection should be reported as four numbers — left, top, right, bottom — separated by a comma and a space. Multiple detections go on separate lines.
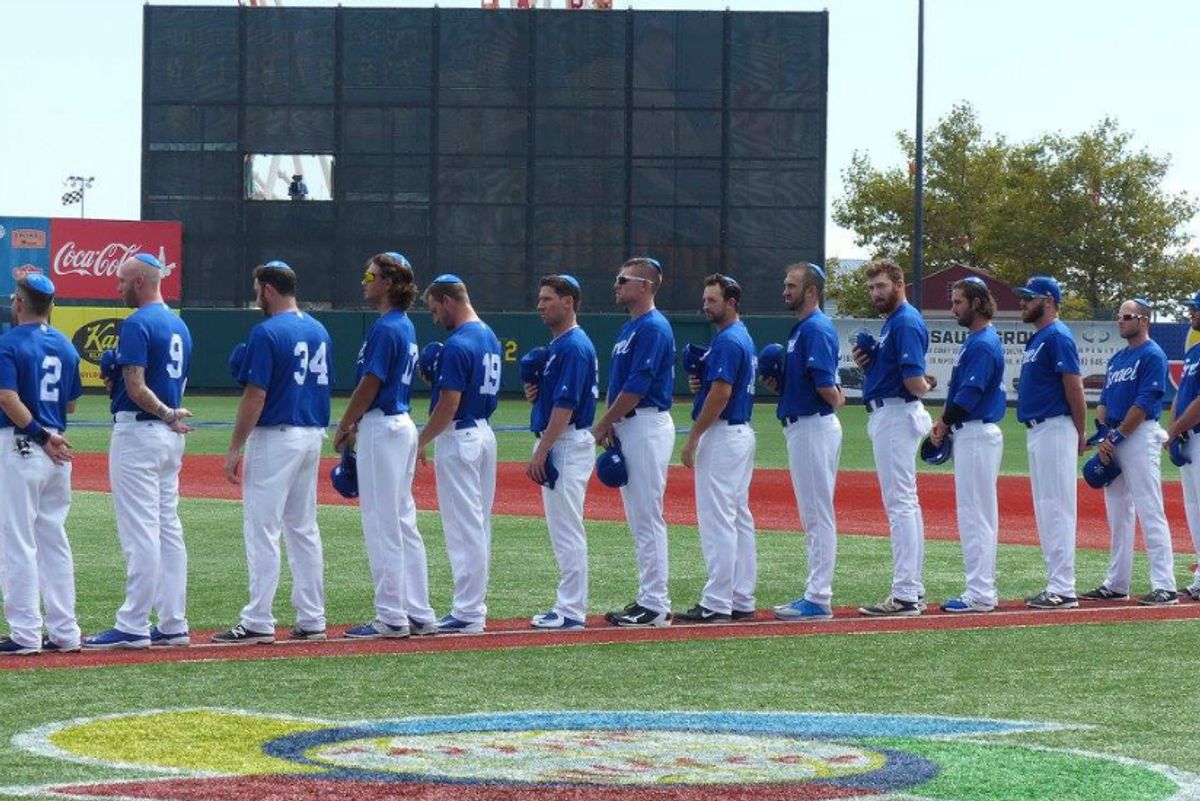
22, 273, 55, 296
431, 273, 463, 285
1015, 275, 1062, 304
133, 252, 164, 270
1184, 290, 1200, 310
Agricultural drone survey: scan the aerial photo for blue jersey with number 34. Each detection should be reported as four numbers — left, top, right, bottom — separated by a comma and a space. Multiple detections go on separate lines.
433, 320, 502, 422
111, 302, 192, 415
239, 310, 333, 428
0, 322, 82, 431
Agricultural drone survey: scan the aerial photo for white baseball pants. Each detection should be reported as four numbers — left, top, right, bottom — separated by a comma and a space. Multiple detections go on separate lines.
1026, 415, 1078, 596
785, 413, 842, 607
613, 409, 675, 615
536, 427, 595, 622
239, 425, 326, 633
109, 420, 187, 637
357, 410, 434, 627
1101, 421, 1176, 593
1181, 435, 1200, 591
867, 400, 932, 602
0, 430, 79, 650
695, 421, 757, 615
951, 421, 1003, 607
434, 421, 497, 624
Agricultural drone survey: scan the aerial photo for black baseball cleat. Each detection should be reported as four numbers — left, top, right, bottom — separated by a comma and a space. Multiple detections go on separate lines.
1079, 585, 1130, 602
212, 624, 275, 645
730, 609, 757, 622
1138, 588, 1179, 606
612, 606, 671, 628
290, 625, 327, 641
41, 637, 81, 653
605, 601, 640, 625
674, 604, 732, 624
1025, 591, 1079, 610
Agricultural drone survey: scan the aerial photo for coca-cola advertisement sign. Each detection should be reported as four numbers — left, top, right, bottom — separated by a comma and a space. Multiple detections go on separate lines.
49, 218, 182, 301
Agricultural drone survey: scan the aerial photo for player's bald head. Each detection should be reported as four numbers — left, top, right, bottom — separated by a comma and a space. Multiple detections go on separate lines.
118, 256, 163, 286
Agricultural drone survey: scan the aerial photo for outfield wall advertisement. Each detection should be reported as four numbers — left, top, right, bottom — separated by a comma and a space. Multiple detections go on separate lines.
50, 306, 137, 388
0, 216, 182, 301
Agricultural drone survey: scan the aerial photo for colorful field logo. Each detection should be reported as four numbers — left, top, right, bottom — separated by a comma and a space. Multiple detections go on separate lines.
4, 709, 1198, 801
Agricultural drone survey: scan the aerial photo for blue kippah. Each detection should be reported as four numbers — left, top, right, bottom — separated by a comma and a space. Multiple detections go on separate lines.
806, 262, 826, 282
133, 252, 163, 270
262, 259, 293, 273
961, 276, 987, 287
557, 274, 581, 290
431, 273, 462, 285
384, 252, 412, 268
641, 257, 663, 272
24, 273, 55, 296
1132, 297, 1153, 310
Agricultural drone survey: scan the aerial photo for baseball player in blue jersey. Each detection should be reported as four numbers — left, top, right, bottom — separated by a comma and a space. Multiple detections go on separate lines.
854, 259, 935, 617
1016, 275, 1087, 609
416, 275, 502, 634
676, 274, 757, 623
85, 253, 194, 650
1083, 298, 1177, 605
0, 275, 81, 655
214, 261, 333, 644
929, 277, 1006, 613
332, 253, 435, 639
593, 257, 677, 628
525, 275, 599, 630
770, 263, 845, 621
1168, 290, 1200, 602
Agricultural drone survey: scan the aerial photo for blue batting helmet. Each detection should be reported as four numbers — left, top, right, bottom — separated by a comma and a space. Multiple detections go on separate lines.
1082, 453, 1121, 490
758, 343, 784, 383
682, 343, 707, 377
418, 341, 444, 385
919, 434, 953, 465
520, 346, 549, 385
595, 439, 629, 488
98, 348, 118, 382
329, 447, 359, 499
1170, 434, 1191, 468
536, 452, 560, 491
228, 342, 248, 387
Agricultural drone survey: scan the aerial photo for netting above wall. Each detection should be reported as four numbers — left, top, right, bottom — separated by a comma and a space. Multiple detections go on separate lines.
143, 6, 826, 312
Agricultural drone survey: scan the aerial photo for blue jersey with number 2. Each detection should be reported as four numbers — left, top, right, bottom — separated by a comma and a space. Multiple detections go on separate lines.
0, 323, 82, 431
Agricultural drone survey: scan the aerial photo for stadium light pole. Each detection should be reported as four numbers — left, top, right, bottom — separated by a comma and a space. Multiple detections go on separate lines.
912, 0, 925, 309
63, 175, 95, 219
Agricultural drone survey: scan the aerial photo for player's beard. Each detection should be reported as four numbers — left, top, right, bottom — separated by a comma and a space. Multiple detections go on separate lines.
873, 286, 900, 315
1021, 301, 1045, 325
1192, 315, 1200, 332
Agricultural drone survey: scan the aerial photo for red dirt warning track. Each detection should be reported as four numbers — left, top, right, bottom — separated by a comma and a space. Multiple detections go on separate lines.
3, 600, 1199, 672
71, 453, 1194, 551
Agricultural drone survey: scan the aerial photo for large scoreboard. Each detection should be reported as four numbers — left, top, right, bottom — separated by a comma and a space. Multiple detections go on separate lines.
143, 6, 827, 312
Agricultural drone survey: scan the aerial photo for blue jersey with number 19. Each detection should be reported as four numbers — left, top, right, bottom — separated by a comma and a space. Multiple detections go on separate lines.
111, 302, 193, 415
239, 310, 333, 428
0, 322, 82, 431
433, 320, 502, 422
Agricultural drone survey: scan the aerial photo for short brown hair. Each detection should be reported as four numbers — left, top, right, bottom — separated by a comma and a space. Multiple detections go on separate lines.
865, 257, 905, 286
539, 274, 582, 311
254, 262, 297, 296
785, 262, 825, 306
703, 273, 741, 305
952, 277, 996, 319
621, 257, 662, 292
423, 276, 469, 304
369, 252, 418, 310
15, 275, 53, 316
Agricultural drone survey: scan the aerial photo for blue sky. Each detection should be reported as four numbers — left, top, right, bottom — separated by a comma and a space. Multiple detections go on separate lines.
2, 0, 1196, 258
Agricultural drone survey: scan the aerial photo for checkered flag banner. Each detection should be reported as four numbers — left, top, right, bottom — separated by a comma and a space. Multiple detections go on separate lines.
61, 189, 83, 206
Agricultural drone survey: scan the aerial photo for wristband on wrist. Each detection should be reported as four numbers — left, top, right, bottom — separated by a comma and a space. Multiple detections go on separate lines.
19, 420, 49, 446
1107, 429, 1126, 446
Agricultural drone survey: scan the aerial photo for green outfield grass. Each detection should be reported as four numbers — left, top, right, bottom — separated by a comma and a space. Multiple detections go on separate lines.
67, 393, 1184, 479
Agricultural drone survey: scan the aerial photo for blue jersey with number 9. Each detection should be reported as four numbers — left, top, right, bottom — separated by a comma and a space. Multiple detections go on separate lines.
433, 320, 502, 422
240, 310, 333, 427
0, 323, 82, 431
111, 302, 193, 415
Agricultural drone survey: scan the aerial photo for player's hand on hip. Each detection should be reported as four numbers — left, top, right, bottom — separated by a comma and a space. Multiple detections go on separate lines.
224, 448, 243, 484
523, 382, 539, 403
42, 432, 72, 466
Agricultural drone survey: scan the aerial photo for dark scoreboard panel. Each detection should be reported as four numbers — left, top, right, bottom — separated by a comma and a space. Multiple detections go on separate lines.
143, 6, 826, 311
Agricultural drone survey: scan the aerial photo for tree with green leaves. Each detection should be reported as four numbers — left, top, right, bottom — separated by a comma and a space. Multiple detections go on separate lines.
833, 103, 1198, 319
